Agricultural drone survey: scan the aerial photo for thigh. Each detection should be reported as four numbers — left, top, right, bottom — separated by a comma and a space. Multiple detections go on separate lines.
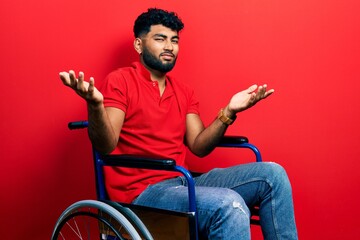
133, 178, 250, 238
132, 177, 190, 211
194, 162, 287, 207
133, 177, 247, 213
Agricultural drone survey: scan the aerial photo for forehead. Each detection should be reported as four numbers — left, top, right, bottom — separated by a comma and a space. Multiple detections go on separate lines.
147, 24, 179, 37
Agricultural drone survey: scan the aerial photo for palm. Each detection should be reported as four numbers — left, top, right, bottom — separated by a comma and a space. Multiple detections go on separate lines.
228, 84, 274, 113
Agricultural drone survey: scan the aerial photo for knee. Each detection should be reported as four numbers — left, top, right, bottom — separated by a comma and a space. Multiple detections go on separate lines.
211, 189, 250, 220
264, 162, 292, 191
265, 162, 287, 176
198, 190, 251, 239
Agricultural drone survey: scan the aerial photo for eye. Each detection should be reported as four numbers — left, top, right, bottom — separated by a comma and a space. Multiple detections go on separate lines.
155, 38, 165, 42
171, 39, 179, 44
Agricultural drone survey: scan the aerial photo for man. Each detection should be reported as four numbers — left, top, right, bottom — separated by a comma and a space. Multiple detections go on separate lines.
60, 8, 297, 239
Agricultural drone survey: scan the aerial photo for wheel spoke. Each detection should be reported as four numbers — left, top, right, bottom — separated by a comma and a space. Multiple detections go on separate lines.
65, 218, 83, 239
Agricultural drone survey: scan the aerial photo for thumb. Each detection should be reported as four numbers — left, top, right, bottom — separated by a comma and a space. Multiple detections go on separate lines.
59, 72, 70, 86
247, 84, 258, 93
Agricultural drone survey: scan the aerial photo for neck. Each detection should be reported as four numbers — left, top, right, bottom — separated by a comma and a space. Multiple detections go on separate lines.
150, 70, 166, 83
140, 59, 166, 84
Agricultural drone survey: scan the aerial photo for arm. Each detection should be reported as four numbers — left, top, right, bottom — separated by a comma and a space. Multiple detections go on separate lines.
185, 84, 274, 157
59, 70, 123, 154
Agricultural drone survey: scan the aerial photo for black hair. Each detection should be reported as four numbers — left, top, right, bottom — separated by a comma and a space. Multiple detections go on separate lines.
133, 8, 184, 38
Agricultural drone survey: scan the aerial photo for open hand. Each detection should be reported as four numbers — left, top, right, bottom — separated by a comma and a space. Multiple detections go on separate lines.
59, 70, 103, 104
227, 84, 274, 114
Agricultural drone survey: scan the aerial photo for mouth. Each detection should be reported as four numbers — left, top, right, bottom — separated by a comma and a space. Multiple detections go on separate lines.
160, 53, 175, 61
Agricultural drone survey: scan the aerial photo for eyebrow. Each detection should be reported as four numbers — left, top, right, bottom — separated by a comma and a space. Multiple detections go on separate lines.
153, 33, 179, 40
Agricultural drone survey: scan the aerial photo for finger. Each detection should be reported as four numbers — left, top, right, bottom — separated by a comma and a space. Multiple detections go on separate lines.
69, 70, 77, 86
258, 84, 272, 98
77, 71, 85, 89
78, 71, 84, 82
257, 85, 264, 93
88, 77, 95, 93
260, 84, 268, 93
254, 85, 265, 100
263, 89, 275, 98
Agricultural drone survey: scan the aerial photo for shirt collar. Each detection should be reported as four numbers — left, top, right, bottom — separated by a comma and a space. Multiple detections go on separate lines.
131, 61, 172, 86
131, 61, 152, 82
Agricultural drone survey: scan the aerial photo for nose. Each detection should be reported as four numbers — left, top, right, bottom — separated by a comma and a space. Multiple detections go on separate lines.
164, 39, 174, 51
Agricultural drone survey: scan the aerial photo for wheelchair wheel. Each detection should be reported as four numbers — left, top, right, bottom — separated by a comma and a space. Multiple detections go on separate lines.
52, 200, 143, 240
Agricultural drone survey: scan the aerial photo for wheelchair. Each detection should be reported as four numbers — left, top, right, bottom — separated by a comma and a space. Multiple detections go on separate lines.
51, 121, 263, 240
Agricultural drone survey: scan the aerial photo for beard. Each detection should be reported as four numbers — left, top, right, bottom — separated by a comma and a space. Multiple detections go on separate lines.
142, 47, 177, 73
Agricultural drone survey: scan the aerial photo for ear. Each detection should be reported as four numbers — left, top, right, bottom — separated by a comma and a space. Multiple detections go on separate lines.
134, 38, 143, 54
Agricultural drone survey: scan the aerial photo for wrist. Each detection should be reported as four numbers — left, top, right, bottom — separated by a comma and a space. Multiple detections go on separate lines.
223, 106, 236, 119
218, 108, 237, 125
87, 101, 104, 111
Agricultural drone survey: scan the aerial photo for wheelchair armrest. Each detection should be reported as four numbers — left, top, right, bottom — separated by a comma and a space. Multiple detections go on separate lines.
218, 135, 262, 162
68, 121, 88, 129
218, 136, 248, 145
101, 154, 176, 171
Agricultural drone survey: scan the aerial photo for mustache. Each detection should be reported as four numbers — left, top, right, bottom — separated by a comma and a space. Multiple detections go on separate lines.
160, 51, 175, 58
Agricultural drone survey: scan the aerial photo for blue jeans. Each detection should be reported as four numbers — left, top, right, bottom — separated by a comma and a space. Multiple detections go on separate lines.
132, 162, 298, 240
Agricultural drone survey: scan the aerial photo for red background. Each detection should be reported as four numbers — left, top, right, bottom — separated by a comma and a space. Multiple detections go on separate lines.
1, 0, 360, 239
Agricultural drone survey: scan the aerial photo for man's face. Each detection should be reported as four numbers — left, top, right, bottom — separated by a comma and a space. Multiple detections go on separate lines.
139, 24, 179, 73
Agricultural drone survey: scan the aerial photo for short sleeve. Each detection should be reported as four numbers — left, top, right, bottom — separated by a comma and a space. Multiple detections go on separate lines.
187, 88, 200, 115
99, 70, 128, 113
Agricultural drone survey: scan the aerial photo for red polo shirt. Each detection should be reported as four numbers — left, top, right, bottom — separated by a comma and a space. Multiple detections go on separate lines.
100, 62, 199, 203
